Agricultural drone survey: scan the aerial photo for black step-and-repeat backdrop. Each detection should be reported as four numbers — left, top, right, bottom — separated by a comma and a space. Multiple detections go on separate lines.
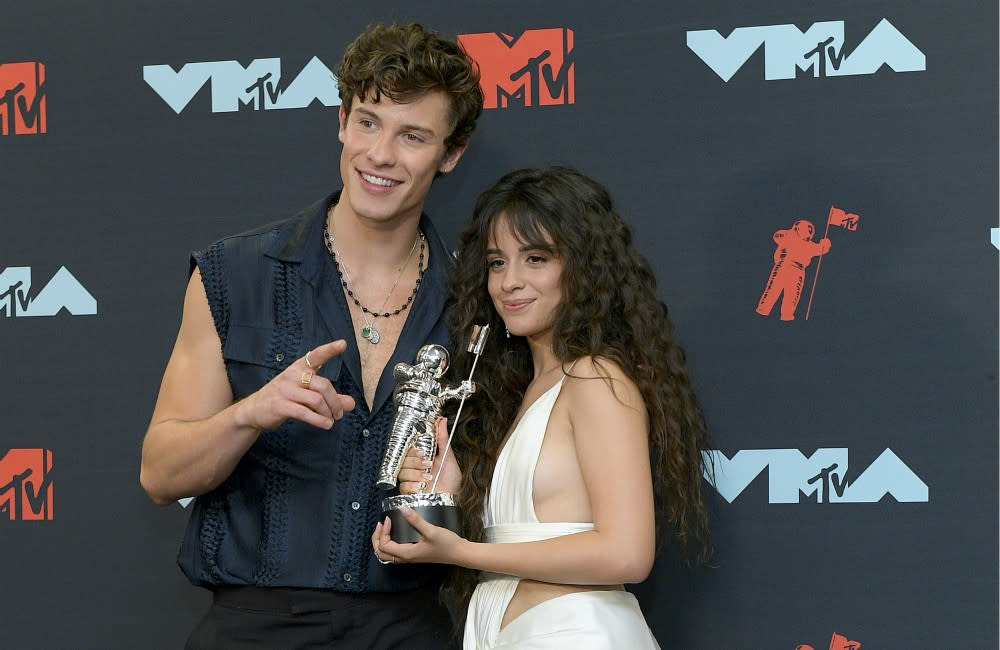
2, 2, 997, 648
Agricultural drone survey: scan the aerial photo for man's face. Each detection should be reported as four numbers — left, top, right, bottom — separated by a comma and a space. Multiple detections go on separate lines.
337, 91, 467, 228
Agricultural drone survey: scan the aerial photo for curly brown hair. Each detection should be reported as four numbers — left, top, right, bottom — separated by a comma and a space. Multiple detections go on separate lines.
336, 23, 483, 151
443, 166, 713, 616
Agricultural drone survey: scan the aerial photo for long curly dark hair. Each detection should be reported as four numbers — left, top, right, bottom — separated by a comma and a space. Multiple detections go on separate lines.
442, 166, 713, 616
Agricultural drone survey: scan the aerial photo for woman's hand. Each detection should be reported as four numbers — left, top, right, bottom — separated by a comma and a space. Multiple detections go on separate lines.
371, 507, 468, 566
397, 417, 462, 495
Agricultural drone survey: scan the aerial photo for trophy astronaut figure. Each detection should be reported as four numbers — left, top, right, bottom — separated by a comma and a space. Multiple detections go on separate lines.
376, 344, 475, 490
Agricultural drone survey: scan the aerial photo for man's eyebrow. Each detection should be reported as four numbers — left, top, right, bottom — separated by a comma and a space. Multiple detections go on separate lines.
355, 107, 436, 136
399, 122, 436, 137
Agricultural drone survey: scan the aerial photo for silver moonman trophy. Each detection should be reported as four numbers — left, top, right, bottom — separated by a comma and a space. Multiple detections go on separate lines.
378, 325, 490, 543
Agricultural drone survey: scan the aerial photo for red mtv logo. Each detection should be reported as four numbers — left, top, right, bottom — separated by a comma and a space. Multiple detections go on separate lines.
0, 61, 46, 136
458, 28, 574, 109
0, 448, 54, 521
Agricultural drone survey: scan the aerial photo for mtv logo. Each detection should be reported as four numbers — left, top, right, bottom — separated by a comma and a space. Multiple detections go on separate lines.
0, 266, 97, 317
458, 28, 574, 109
0, 448, 54, 521
0, 61, 46, 135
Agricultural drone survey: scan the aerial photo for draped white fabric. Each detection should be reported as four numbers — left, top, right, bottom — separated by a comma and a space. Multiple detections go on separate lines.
464, 378, 658, 649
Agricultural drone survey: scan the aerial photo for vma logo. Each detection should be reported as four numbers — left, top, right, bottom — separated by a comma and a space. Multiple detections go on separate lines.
705, 448, 929, 504
0, 449, 54, 521
0, 267, 97, 317
0, 61, 46, 135
458, 28, 574, 109
687, 19, 925, 82
143, 57, 340, 113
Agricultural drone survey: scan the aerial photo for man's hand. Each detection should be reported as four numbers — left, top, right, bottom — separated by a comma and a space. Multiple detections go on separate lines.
234, 340, 356, 432
143, 273, 361, 504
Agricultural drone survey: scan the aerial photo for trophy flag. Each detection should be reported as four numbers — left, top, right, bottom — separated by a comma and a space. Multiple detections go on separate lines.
431, 324, 490, 493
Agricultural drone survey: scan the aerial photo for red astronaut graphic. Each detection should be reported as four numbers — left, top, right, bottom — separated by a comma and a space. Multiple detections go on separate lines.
756, 219, 831, 321
796, 631, 861, 650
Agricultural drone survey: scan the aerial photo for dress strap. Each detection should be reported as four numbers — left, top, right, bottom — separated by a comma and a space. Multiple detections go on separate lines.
485, 522, 595, 544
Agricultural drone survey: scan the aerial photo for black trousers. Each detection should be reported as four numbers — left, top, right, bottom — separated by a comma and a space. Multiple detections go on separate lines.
185, 585, 458, 650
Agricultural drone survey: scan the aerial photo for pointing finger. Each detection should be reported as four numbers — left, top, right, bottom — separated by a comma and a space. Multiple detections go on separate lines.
305, 340, 348, 368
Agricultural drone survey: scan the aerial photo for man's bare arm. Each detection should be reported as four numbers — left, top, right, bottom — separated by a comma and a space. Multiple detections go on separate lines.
139, 269, 354, 505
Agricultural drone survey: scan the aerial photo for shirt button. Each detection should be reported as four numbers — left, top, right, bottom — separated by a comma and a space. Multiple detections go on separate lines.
351, 501, 360, 511
343, 573, 352, 582
275, 352, 285, 362
362, 429, 370, 438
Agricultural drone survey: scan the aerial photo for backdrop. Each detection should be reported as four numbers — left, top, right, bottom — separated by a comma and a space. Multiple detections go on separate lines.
2, 2, 997, 648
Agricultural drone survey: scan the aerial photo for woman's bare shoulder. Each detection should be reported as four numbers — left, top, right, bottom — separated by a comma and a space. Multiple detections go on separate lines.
563, 356, 644, 412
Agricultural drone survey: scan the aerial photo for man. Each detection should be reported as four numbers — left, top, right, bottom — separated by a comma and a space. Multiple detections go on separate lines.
140, 23, 483, 649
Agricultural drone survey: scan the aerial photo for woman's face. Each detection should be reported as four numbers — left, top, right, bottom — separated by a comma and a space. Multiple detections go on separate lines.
485, 215, 565, 344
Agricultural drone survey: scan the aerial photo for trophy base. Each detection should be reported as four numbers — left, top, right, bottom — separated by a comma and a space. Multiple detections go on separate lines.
381, 492, 460, 544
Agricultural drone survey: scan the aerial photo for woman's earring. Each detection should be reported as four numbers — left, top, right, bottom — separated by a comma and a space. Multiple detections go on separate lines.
505, 327, 510, 339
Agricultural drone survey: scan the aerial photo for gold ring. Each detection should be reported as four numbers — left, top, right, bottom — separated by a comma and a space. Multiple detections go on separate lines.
304, 351, 319, 370
300, 371, 313, 386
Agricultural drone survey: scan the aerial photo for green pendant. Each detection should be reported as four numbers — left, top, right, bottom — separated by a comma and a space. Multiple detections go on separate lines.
361, 326, 372, 339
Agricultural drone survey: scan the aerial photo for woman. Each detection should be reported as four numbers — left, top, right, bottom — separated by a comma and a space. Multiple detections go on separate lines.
373, 167, 712, 648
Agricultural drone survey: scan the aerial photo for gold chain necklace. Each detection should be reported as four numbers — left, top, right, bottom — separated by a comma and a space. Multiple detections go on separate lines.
323, 222, 425, 345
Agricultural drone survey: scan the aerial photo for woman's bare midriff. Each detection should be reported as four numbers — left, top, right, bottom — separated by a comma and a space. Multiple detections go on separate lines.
500, 579, 624, 630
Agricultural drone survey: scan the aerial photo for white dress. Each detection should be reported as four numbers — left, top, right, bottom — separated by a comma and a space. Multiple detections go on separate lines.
463, 377, 660, 649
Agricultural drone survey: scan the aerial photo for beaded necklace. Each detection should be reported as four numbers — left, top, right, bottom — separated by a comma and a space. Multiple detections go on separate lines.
323, 221, 425, 344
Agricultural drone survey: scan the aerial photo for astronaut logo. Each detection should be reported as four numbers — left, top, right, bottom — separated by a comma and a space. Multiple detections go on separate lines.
755, 206, 860, 321
796, 631, 861, 650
